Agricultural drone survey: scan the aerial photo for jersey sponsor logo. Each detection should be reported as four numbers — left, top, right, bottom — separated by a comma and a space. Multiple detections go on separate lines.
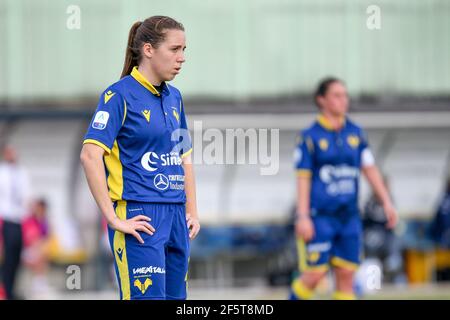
141, 152, 159, 172
319, 138, 329, 151
92, 111, 109, 130
153, 173, 185, 191
347, 135, 360, 148
133, 266, 166, 275
154, 173, 169, 190
141, 151, 182, 172
168, 175, 185, 190
142, 109, 151, 123
319, 165, 359, 196
104, 90, 115, 104
307, 242, 331, 253
134, 278, 152, 294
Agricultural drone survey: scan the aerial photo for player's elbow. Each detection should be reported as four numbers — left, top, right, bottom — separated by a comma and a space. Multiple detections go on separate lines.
80, 144, 100, 168
80, 146, 90, 167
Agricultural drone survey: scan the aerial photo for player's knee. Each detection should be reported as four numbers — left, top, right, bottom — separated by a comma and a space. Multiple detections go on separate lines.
301, 270, 327, 288
335, 267, 354, 279
335, 267, 355, 288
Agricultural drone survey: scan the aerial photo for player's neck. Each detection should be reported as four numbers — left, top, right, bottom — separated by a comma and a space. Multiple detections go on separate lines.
321, 111, 345, 131
137, 64, 163, 86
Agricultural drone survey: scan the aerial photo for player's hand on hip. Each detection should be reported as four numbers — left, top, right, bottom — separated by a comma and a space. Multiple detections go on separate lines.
383, 203, 398, 229
186, 214, 200, 240
295, 216, 315, 242
110, 215, 155, 244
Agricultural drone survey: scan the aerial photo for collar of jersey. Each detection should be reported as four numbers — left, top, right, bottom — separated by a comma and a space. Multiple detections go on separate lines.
317, 114, 346, 131
130, 67, 169, 96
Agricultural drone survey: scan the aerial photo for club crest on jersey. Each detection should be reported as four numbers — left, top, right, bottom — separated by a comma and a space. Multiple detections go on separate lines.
347, 135, 360, 148
142, 109, 151, 123
308, 252, 320, 263
319, 138, 329, 151
134, 278, 152, 294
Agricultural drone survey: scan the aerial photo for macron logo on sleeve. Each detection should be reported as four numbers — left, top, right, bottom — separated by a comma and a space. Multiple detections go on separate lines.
104, 90, 116, 104
92, 111, 110, 130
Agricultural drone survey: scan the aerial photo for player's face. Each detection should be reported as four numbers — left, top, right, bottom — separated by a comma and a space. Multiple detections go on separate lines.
150, 29, 186, 83
2, 146, 17, 164
319, 82, 349, 116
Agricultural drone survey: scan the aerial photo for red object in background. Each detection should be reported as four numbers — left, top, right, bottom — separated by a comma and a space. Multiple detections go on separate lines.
22, 217, 44, 248
0, 219, 3, 300
0, 285, 5, 300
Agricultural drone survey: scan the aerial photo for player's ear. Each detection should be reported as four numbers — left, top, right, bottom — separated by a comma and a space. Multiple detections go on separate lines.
142, 43, 154, 59
316, 95, 324, 109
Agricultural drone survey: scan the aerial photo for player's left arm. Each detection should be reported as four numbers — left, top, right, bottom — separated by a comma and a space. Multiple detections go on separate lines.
182, 155, 200, 240
178, 94, 200, 240
360, 131, 398, 229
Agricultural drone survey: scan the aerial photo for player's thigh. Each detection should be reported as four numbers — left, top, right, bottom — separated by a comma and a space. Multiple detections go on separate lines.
165, 204, 190, 300
109, 201, 172, 300
331, 215, 362, 271
297, 215, 336, 272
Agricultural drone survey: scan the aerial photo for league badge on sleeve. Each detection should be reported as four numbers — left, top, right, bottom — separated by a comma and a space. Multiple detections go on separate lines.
92, 111, 110, 130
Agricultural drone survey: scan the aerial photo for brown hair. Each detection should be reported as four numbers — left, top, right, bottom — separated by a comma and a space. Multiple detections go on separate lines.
314, 77, 343, 108
120, 16, 184, 78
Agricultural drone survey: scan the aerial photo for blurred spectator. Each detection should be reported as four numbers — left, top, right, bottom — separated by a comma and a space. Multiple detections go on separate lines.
0, 145, 32, 299
361, 178, 406, 284
429, 177, 450, 248
428, 177, 450, 281
22, 199, 52, 296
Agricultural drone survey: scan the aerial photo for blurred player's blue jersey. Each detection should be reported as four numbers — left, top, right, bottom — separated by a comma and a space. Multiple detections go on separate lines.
84, 67, 192, 203
294, 114, 371, 217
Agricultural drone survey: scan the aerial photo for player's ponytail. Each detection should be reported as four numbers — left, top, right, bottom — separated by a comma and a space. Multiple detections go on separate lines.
120, 21, 142, 78
120, 16, 184, 79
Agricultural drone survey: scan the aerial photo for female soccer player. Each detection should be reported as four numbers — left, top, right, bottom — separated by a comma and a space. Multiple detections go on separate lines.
80, 16, 200, 300
290, 77, 397, 300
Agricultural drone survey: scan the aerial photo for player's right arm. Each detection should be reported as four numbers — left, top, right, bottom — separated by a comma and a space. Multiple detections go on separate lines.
80, 144, 155, 244
296, 175, 314, 241
81, 88, 154, 244
294, 133, 315, 242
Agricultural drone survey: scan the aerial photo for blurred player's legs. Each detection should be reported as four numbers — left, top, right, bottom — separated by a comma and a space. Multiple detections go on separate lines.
290, 215, 360, 300
290, 270, 327, 300
2, 220, 23, 300
333, 267, 356, 300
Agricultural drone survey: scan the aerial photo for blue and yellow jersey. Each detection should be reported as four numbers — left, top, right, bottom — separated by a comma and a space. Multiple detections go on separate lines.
294, 114, 374, 216
83, 67, 192, 203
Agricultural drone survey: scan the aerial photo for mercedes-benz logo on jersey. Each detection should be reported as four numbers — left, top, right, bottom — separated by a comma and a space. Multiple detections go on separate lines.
141, 152, 159, 172
154, 174, 169, 191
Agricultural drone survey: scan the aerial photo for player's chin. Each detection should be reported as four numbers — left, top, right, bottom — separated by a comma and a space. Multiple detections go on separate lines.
166, 72, 178, 81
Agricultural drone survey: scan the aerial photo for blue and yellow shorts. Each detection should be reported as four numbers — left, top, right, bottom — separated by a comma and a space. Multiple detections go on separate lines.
108, 201, 190, 300
297, 214, 362, 273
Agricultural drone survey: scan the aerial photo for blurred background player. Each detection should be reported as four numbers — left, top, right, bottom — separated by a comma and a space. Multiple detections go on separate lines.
290, 78, 398, 300
0, 145, 32, 300
429, 176, 450, 281
361, 177, 406, 284
21, 198, 52, 297
80, 16, 200, 300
